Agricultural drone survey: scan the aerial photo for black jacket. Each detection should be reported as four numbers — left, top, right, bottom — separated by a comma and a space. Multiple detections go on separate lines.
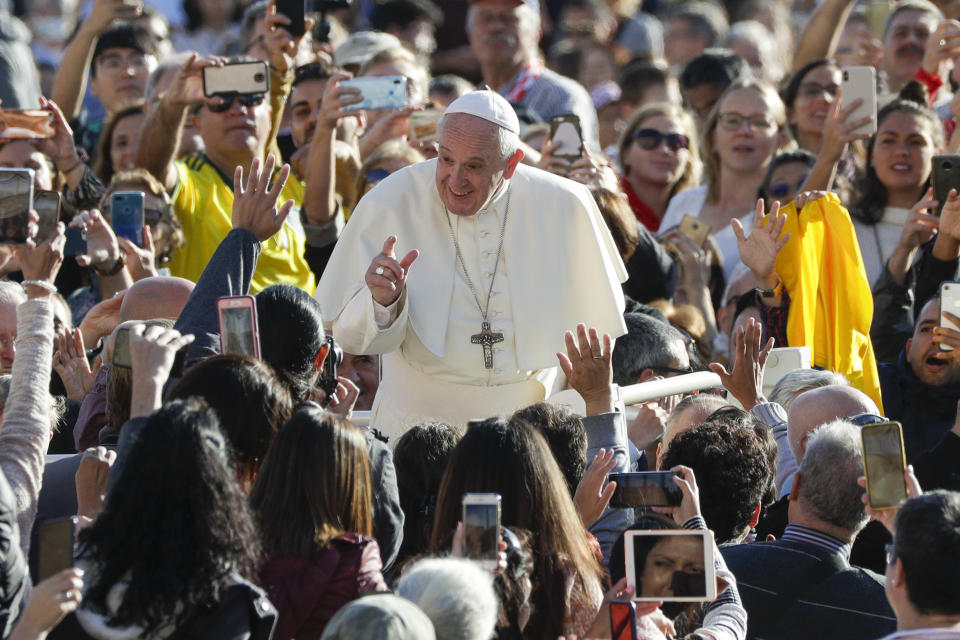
0, 468, 28, 639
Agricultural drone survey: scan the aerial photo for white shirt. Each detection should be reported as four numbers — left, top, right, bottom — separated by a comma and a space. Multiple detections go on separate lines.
854, 206, 909, 287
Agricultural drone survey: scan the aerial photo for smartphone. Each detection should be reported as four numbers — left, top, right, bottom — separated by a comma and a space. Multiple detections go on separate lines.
0, 109, 54, 141
940, 282, 960, 352
861, 421, 907, 509
841, 66, 878, 137
462, 493, 501, 570
217, 295, 260, 359
111, 191, 144, 247
112, 327, 131, 368
761, 346, 812, 394
550, 114, 583, 160
932, 155, 960, 217
608, 471, 683, 509
64, 227, 87, 257
865, 0, 892, 38
609, 600, 638, 640
0, 168, 35, 244
33, 190, 61, 243
409, 108, 443, 142
276, 0, 306, 37
340, 76, 408, 111
679, 214, 711, 246
203, 61, 270, 97
624, 529, 716, 602
37, 516, 77, 581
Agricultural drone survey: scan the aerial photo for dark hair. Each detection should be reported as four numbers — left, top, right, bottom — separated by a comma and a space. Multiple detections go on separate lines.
609, 513, 676, 583
590, 186, 639, 262
661, 414, 770, 543
855, 93, 943, 224
255, 285, 326, 404
893, 490, 960, 615
393, 422, 462, 564
757, 149, 817, 204
92, 22, 159, 74
293, 60, 340, 89
167, 354, 293, 471
78, 398, 259, 633
668, 2, 729, 48
512, 402, 587, 497
251, 407, 373, 556
429, 418, 603, 640
679, 48, 749, 91
94, 102, 145, 184
370, 0, 442, 30
612, 313, 689, 386
495, 526, 535, 639
780, 59, 837, 138
182, 0, 244, 34
619, 61, 671, 106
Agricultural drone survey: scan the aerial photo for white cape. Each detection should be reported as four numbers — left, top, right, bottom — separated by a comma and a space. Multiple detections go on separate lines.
315, 159, 628, 371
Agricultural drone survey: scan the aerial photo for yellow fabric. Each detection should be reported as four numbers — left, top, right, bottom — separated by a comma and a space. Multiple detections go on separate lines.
169, 156, 316, 294
776, 193, 884, 412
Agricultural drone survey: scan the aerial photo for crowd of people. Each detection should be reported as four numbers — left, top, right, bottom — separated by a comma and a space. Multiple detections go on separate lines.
0, 0, 958, 638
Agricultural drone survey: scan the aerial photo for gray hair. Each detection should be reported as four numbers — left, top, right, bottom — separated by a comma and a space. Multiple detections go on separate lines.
798, 420, 868, 533
145, 52, 195, 103
0, 281, 25, 308
769, 369, 848, 412
612, 313, 689, 387
883, 0, 943, 40
396, 558, 498, 640
437, 114, 521, 162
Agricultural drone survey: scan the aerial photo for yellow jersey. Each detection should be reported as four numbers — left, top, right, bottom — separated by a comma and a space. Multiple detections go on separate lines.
168, 155, 316, 294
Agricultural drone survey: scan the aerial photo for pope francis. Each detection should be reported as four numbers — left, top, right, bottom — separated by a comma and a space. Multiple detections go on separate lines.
315, 90, 627, 440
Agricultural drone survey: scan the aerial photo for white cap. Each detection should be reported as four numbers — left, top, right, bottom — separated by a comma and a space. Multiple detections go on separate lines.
443, 90, 520, 136
333, 31, 403, 68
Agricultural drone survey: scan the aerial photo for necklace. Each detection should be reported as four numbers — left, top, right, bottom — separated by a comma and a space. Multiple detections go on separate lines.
443, 188, 511, 369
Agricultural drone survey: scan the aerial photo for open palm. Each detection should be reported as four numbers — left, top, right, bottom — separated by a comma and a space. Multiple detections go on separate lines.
733, 199, 790, 284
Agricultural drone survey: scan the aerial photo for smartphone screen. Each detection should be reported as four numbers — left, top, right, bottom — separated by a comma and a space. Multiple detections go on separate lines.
111, 191, 144, 247
276, 0, 305, 37
34, 190, 61, 243
609, 471, 683, 509
862, 422, 907, 509
112, 328, 132, 368
64, 227, 87, 257
0, 168, 34, 244
37, 516, 77, 581
340, 77, 408, 111
550, 114, 583, 160
625, 530, 716, 602
942, 282, 960, 352
462, 493, 500, 568
218, 296, 260, 359
609, 600, 637, 640
679, 214, 711, 246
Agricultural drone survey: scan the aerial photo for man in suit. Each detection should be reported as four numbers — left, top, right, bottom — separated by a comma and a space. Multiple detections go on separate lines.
721, 419, 896, 640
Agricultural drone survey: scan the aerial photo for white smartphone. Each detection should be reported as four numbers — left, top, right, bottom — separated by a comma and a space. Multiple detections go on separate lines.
462, 493, 500, 571
217, 295, 261, 359
340, 76, 408, 111
940, 282, 960, 352
203, 61, 270, 96
624, 529, 716, 602
841, 66, 877, 137
761, 346, 812, 395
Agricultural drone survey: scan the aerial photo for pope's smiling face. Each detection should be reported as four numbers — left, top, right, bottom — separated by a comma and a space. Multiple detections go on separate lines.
435, 113, 523, 216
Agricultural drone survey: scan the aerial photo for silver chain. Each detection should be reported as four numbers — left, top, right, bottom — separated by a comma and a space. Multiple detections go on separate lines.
443, 188, 511, 321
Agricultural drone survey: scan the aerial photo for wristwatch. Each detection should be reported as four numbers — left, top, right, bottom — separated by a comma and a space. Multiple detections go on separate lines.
755, 278, 783, 298
94, 253, 125, 277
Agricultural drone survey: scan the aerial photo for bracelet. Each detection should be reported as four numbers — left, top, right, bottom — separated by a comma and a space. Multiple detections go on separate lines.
94, 253, 125, 277
756, 278, 783, 298
22, 280, 57, 294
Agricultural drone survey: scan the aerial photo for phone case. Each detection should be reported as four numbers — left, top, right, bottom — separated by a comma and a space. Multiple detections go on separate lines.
218, 296, 261, 359
0, 109, 54, 140
63, 227, 87, 257
933, 155, 960, 216
860, 422, 907, 509
340, 77, 408, 111
462, 493, 501, 568
112, 328, 131, 368
550, 115, 583, 160
275, 0, 305, 36
680, 215, 711, 246
0, 168, 35, 244
37, 516, 77, 581
203, 62, 270, 97
941, 282, 960, 352
111, 192, 144, 248
841, 66, 878, 137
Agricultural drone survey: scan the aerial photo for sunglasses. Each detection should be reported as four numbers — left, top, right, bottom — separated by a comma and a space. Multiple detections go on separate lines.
718, 112, 776, 131
206, 93, 265, 113
364, 168, 391, 185
768, 176, 809, 199
846, 413, 888, 427
633, 128, 690, 151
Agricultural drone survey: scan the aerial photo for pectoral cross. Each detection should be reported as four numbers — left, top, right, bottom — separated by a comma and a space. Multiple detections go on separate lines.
471, 321, 504, 369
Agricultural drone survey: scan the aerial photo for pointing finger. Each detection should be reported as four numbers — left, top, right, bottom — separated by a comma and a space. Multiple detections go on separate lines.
381, 235, 397, 258
399, 249, 419, 271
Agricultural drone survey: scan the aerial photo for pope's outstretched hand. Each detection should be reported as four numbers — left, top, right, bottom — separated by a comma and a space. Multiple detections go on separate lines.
366, 236, 419, 307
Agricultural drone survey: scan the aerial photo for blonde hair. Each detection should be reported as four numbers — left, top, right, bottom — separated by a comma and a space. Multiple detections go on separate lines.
619, 102, 701, 200
701, 80, 787, 204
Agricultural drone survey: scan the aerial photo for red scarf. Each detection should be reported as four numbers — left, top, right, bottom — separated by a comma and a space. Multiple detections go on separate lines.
503, 63, 543, 103
620, 176, 662, 232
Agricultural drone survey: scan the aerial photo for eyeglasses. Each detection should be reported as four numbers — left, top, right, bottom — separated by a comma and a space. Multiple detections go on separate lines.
205, 93, 265, 113
768, 176, 809, 199
846, 413, 888, 427
718, 112, 777, 132
97, 52, 149, 73
798, 82, 840, 100
885, 543, 897, 565
652, 365, 694, 376
633, 128, 690, 151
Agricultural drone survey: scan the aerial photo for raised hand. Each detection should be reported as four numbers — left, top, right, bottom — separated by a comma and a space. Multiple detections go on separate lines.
573, 448, 618, 526
83, 0, 142, 35
898, 188, 940, 252
263, 1, 315, 75
232, 155, 295, 240
922, 19, 960, 80
70, 210, 120, 271
128, 323, 194, 384
939, 188, 960, 242
819, 90, 872, 163
567, 147, 619, 191
75, 446, 116, 519
53, 328, 100, 401
652, 464, 702, 525
733, 199, 790, 289
709, 317, 773, 410
315, 73, 364, 136
118, 227, 158, 281
78, 291, 125, 349
314, 376, 360, 418
9, 568, 84, 639
36, 97, 82, 174
858, 465, 923, 535
163, 54, 223, 109
557, 323, 614, 415
365, 235, 419, 307
17, 220, 64, 296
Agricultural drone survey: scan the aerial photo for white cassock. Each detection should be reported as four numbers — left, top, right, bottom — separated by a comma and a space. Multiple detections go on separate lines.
315, 158, 627, 441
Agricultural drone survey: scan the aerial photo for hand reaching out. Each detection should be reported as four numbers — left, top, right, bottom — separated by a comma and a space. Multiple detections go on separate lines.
819, 90, 872, 164
128, 324, 194, 384
653, 464, 702, 525
163, 54, 223, 109
898, 188, 939, 252
70, 210, 120, 271
573, 448, 618, 526
557, 324, 614, 415
53, 328, 101, 400
36, 97, 82, 173
232, 155, 295, 241
857, 465, 922, 535
315, 74, 364, 135
732, 199, 790, 289
365, 235, 419, 306
313, 376, 360, 418
938, 188, 960, 242
263, 1, 315, 75
75, 446, 116, 519
709, 317, 773, 410
9, 568, 84, 640
118, 227, 158, 281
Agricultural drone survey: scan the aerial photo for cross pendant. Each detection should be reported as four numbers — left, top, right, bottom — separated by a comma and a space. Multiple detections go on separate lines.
471, 321, 505, 369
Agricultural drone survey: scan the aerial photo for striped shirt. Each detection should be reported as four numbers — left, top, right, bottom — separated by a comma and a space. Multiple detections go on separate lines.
781, 523, 852, 560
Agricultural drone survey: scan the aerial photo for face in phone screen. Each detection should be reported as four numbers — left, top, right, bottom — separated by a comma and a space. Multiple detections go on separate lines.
634, 534, 706, 598
220, 307, 256, 357
863, 424, 906, 507
611, 473, 682, 508
463, 503, 498, 561
0, 171, 31, 242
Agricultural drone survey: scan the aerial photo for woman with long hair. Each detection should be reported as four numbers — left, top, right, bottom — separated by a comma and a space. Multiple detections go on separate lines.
69, 398, 273, 638
251, 407, 388, 639
429, 418, 604, 639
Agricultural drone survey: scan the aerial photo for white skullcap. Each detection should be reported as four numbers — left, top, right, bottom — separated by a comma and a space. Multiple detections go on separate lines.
443, 90, 520, 136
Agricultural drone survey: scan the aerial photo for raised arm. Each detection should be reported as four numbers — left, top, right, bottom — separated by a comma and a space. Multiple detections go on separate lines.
262, 3, 313, 157
51, 0, 142, 119
800, 93, 872, 194
791, 0, 857, 71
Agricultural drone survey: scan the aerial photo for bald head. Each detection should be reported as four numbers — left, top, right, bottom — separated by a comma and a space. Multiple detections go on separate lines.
658, 394, 731, 468
787, 385, 879, 462
118, 277, 195, 323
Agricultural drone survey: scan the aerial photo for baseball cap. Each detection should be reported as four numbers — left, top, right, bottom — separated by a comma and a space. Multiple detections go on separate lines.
333, 31, 403, 68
